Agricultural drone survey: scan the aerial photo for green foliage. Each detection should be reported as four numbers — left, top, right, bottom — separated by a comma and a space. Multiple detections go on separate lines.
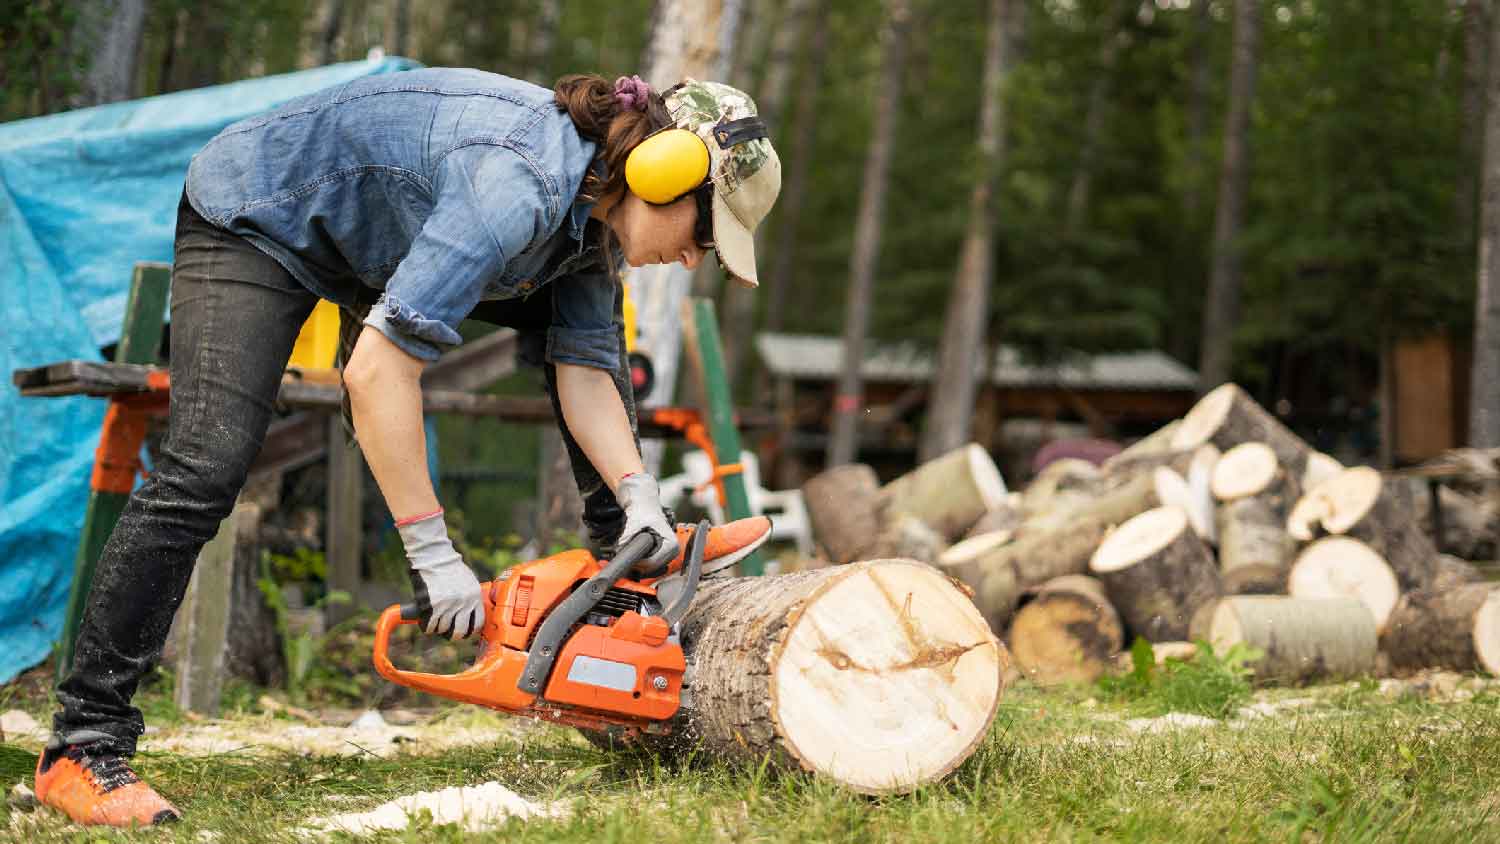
1097, 637, 1261, 719
256, 553, 355, 704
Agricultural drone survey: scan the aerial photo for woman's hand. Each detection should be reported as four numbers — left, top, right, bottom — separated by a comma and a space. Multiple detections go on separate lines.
398, 511, 484, 640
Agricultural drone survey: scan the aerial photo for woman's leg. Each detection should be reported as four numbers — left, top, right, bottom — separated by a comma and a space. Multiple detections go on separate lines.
52, 197, 318, 754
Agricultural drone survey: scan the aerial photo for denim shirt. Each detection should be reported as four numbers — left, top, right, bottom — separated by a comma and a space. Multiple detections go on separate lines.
185, 68, 619, 369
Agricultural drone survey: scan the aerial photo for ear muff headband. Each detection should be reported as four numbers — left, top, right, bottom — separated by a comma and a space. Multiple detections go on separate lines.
624, 128, 711, 205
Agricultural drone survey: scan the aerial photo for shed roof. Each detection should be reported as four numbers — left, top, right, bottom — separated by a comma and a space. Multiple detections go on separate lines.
755, 333, 1199, 392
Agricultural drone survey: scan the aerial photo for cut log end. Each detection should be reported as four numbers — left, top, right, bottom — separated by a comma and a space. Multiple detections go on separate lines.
1475, 590, 1500, 676
1288, 538, 1399, 629
1172, 383, 1238, 452
1211, 442, 1279, 501
1090, 506, 1188, 573
1008, 576, 1122, 685
1318, 466, 1384, 534
771, 561, 1005, 794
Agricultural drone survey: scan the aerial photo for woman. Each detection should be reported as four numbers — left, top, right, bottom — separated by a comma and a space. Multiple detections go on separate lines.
35, 68, 781, 827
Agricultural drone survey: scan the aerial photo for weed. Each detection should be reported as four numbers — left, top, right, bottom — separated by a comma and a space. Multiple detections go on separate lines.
1097, 637, 1260, 719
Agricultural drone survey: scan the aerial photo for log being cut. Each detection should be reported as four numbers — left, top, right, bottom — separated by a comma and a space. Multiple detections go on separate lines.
879, 443, 1009, 542
1286, 537, 1400, 630
1208, 596, 1378, 684
1008, 575, 1123, 685
1089, 506, 1222, 641
1380, 584, 1500, 675
639, 559, 1007, 794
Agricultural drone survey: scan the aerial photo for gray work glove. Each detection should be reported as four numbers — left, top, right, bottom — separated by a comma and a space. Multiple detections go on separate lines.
398, 511, 483, 640
616, 473, 679, 575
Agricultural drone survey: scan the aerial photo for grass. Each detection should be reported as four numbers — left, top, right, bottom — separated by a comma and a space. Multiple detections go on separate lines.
3, 674, 1500, 843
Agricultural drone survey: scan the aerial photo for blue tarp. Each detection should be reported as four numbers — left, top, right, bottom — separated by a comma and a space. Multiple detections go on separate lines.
0, 57, 422, 684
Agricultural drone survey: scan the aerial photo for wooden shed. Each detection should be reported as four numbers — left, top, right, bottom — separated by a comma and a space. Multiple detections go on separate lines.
753, 332, 1200, 486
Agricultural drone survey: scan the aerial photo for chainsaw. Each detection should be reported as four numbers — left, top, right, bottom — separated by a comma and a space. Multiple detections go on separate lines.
373, 519, 747, 738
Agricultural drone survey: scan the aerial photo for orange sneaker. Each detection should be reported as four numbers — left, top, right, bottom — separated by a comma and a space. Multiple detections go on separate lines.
34, 742, 181, 827
666, 515, 773, 577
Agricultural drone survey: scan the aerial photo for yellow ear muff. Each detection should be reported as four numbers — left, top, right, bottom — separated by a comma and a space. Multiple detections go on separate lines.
624, 128, 711, 205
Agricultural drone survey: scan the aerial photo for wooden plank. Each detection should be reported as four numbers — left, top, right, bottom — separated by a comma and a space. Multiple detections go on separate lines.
688, 298, 762, 575
325, 416, 364, 625
173, 501, 250, 716
115, 263, 171, 365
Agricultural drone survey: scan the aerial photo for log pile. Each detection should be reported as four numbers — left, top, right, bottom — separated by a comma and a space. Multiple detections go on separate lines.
800, 385, 1500, 687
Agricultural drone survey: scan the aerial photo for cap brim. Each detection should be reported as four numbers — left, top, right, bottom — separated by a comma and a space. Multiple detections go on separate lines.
711, 189, 759, 289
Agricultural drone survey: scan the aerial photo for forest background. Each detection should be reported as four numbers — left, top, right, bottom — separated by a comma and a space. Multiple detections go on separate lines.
4, 0, 1495, 529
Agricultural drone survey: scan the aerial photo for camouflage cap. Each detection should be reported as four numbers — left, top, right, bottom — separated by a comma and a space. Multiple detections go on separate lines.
665, 79, 782, 288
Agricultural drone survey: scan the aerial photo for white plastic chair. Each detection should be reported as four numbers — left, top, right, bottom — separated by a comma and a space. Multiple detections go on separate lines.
671, 449, 815, 556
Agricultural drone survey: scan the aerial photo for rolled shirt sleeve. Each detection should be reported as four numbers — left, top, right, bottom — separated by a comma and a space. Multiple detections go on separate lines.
546, 258, 623, 371
364, 143, 558, 361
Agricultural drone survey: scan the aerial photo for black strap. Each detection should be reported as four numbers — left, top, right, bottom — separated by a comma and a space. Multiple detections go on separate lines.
712, 116, 769, 149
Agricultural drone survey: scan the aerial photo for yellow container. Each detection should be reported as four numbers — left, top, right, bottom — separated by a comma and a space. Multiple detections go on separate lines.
622, 282, 637, 354
288, 299, 341, 369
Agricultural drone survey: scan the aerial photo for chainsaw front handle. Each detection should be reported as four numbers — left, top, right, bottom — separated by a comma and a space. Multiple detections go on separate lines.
372, 580, 515, 708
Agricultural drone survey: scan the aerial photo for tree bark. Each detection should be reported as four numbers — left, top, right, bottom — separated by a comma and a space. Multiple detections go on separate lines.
721, 0, 816, 387
1197, 0, 1261, 391
76, 0, 147, 106
1009, 575, 1123, 685
920, 0, 1010, 461
1089, 506, 1223, 642
1182, 0, 1214, 226
826, 0, 913, 467
1209, 596, 1379, 684
879, 443, 1008, 542
633, 559, 1007, 794
1474, 0, 1500, 447
801, 463, 883, 563
1458, 0, 1490, 241
1381, 583, 1500, 674
758, 1, 830, 380
1063, 0, 1131, 236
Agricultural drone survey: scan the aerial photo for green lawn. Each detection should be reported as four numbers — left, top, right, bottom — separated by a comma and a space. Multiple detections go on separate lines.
3, 674, 1499, 843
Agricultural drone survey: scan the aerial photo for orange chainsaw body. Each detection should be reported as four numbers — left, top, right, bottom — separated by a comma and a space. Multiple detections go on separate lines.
372, 548, 686, 736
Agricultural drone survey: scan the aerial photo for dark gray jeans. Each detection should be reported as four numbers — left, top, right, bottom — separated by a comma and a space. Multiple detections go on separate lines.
54, 194, 635, 755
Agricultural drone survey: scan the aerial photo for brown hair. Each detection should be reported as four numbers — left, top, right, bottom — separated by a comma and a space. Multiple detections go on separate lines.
553, 73, 672, 204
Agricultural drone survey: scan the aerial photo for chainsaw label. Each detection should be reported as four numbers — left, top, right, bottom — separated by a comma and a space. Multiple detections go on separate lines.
566, 655, 638, 692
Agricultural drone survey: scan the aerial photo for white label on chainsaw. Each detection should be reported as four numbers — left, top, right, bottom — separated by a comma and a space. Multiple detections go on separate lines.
566, 655, 637, 692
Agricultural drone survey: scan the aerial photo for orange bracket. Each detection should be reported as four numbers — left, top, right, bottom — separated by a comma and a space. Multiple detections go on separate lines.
91, 371, 171, 495
644, 407, 743, 507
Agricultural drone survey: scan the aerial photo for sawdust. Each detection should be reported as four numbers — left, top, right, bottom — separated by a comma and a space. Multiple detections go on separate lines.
301, 780, 567, 837
0, 710, 46, 742
1123, 712, 1219, 733
140, 710, 532, 758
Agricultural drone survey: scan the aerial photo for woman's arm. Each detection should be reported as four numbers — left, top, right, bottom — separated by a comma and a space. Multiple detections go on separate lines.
555, 362, 644, 494
341, 326, 438, 519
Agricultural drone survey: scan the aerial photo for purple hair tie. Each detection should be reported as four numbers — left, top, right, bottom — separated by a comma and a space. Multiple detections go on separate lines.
613, 75, 652, 113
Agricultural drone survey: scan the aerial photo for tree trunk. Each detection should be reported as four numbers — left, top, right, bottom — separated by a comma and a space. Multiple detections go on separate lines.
826, 0, 913, 467
1197, 0, 1260, 391
758, 1, 830, 390
521, 0, 560, 84
720, 0, 814, 387
386, 0, 412, 58
76, 0, 147, 106
1182, 0, 1214, 226
1458, 0, 1490, 241
314, 0, 346, 66
1089, 506, 1223, 641
634, 560, 1007, 794
1208, 596, 1379, 684
1009, 575, 1123, 685
800, 463, 883, 564
919, 0, 1010, 462
1287, 537, 1401, 631
1474, 0, 1500, 447
630, 0, 740, 474
1063, 0, 1131, 235
1381, 583, 1500, 674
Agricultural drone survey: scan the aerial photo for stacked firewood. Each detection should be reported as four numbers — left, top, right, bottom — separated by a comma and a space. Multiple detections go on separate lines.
800, 384, 1500, 686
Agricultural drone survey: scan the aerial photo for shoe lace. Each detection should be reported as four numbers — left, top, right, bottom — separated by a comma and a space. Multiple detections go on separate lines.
67, 747, 141, 794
